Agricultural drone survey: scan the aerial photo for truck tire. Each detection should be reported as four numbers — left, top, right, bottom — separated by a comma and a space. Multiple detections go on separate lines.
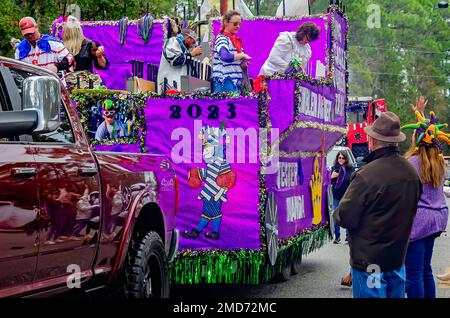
124, 231, 169, 298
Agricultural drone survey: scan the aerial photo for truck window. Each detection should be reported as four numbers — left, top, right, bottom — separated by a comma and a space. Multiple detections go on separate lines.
9, 68, 75, 144
0, 97, 6, 142
0, 76, 11, 142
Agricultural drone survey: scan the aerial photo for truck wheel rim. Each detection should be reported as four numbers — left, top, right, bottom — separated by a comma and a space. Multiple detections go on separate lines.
144, 254, 162, 298
265, 192, 279, 266
144, 266, 153, 298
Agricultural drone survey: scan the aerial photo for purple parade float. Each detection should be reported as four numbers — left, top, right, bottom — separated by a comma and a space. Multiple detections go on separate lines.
67, 4, 348, 284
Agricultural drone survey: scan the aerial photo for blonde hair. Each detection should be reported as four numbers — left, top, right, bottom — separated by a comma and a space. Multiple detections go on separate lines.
63, 22, 85, 56
405, 137, 445, 188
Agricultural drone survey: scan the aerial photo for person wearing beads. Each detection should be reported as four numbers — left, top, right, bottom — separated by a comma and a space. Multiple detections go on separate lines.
330, 150, 354, 244
157, 28, 203, 93
401, 96, 450, 298
212, 10, 252, 93
15, 16, 74, 73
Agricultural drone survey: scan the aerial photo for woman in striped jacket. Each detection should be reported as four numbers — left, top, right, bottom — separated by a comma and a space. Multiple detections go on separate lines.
212, 11, 252, 93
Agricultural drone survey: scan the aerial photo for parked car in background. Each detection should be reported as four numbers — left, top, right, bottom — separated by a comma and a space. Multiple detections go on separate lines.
326, 146, 363, 172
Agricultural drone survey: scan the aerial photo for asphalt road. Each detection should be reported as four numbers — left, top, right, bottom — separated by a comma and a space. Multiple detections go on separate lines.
172, 197, 450, 298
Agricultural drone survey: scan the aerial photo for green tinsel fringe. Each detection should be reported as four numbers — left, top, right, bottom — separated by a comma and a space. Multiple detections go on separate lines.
169, 250, 265, 285
169, 225, 330, 285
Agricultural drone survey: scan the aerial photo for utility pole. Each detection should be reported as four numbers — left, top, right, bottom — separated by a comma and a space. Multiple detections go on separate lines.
220, 0, 228, 15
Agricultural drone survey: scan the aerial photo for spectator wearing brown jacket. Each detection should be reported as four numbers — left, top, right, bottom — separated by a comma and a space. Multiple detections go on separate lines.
333, 111, 422, 298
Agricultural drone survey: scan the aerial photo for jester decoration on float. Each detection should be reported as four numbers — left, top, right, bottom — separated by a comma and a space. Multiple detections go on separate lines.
182, 122, 237, 240
401, 110, 450, 152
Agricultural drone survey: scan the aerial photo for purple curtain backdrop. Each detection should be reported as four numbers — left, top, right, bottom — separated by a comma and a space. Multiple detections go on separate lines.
212, 17, 329, 79
145, 97, 262, 250
74, 22, 165, 90
267, 79, 296, 135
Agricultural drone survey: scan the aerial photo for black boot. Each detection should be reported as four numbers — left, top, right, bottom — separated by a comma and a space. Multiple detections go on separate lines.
182, 229, 200, 238
204, 232, 219, 239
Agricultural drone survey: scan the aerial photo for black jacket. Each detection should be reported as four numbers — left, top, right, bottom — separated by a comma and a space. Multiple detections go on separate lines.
74, 40, 110, 72
333, 146, 422, 272
331, 165, 354, 200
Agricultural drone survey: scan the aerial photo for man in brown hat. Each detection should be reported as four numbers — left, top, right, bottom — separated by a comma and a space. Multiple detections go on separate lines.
333, 111, 422, 298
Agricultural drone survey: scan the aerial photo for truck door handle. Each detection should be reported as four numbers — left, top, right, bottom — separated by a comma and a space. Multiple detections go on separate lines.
11, 167, 36, 178
78, 167, 98, 177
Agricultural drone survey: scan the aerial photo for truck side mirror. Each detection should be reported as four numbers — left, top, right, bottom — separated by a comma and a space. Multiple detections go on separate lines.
356, 157, 364, 163
22, 76, 61, 134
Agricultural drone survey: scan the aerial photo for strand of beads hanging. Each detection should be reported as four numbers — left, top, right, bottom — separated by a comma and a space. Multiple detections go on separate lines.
137, 13, 154, 44
119, 17, 129, 45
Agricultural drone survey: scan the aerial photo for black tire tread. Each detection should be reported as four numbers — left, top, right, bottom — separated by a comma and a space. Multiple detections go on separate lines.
123, 231, 169, 298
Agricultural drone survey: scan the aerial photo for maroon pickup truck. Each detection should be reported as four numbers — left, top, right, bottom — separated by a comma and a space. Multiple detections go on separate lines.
0, 57, 179, 298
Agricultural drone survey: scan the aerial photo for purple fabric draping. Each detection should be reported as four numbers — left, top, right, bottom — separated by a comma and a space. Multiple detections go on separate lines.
79, 22, 165, 90
145, 97, 262, 250
267, 79, 296, 135
212, 17, 329, 79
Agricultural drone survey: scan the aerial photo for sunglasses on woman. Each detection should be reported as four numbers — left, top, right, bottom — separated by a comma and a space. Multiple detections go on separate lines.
231, 21, 242, 27
338, 156, 345, 159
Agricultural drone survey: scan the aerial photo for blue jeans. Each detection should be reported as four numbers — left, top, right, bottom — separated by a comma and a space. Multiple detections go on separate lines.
352, 266, 406, 298
333, 198, 348, 240
405, 234, 437, 298
212, 77, 241, 93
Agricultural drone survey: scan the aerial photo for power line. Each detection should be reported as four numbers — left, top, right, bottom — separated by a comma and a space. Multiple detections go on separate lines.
350, 70, 448, 78
350, 45, 449, 55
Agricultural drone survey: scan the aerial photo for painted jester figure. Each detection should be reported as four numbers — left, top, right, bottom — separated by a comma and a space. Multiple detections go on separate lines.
183, 123, 237, 240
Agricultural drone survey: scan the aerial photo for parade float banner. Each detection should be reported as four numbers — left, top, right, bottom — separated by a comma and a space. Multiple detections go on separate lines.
212, 17, 329, 79
145, 96, 262, 251
330, 11, 348, 123
56, 21, 166, 90
265, 156, 328, 239
270, 80, 346, 154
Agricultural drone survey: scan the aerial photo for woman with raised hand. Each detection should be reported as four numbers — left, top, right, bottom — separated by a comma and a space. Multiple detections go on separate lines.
402, 96, 450, 298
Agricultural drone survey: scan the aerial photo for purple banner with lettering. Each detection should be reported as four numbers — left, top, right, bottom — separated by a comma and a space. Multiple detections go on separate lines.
265, 156, 328, 239
145, 97, 261, 250
212, 17, 329, 79
331, 11, 348, 125
78, 22, 165, 90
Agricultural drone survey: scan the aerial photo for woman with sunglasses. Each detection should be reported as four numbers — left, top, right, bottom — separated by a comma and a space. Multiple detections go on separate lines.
212, 10, 252, 93
259, 22, 320, 76
331, 151, 354, 244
